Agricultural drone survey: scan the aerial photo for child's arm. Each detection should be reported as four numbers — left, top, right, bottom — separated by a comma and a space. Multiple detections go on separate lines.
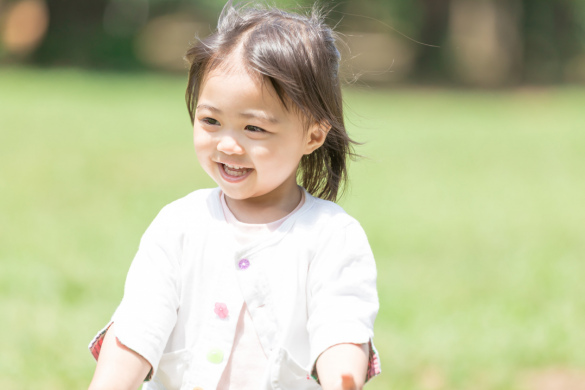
316, 342, 369, 390
88, 324, 152, 390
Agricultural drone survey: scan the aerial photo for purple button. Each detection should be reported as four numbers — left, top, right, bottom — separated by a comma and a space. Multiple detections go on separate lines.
238, 259, 250, 270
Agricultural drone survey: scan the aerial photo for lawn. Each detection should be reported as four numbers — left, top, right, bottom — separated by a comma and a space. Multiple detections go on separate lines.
1, 68, 584, 390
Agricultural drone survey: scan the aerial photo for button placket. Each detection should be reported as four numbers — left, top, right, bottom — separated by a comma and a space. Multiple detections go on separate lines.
182, 226, 245, 390
234, 254, 280, 355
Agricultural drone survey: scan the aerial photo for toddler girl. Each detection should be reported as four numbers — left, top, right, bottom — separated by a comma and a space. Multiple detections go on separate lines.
88, 2, 380, 389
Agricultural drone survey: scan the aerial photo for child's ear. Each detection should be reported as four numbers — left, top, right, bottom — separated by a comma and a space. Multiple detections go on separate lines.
304, 121, 331, 155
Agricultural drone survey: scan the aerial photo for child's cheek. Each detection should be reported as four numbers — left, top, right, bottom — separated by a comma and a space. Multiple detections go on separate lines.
193, 129, 211, 153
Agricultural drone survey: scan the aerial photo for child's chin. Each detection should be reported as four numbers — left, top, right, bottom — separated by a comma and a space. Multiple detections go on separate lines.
220, 188, 250, 200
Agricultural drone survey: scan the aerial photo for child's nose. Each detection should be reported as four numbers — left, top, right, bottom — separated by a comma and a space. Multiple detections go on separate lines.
217, 132, 244, 155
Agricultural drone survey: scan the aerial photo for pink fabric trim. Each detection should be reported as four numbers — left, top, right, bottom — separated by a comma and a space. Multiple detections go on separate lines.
366, 341, 382, 381
89, 322, 112, 361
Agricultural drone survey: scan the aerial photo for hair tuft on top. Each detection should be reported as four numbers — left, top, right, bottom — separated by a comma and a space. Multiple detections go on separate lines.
185, 0, 358, 202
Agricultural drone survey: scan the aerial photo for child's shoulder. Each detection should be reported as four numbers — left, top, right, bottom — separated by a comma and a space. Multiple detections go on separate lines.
300, 193, 373, 254
302, 191, 363, 230
146, 188, 220, 231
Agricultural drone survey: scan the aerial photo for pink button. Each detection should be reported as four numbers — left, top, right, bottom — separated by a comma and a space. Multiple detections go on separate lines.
214, 302, 228, 319
238, 259, 250, 270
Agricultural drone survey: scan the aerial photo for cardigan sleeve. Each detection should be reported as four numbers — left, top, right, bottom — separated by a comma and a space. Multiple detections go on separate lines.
89, 206, 183, 380
306, 219, 381, 382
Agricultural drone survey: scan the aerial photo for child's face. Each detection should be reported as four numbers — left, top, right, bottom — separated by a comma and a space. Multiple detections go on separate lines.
193, 62, 323, 208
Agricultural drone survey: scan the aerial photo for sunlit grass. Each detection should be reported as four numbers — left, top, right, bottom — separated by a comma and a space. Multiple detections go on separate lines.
1, 68, 584, 389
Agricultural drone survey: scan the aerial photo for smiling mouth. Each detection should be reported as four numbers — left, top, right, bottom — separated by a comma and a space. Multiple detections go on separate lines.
219, 163, 253, 180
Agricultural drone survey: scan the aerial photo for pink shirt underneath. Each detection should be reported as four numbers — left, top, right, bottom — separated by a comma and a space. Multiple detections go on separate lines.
216, 191, 305, 390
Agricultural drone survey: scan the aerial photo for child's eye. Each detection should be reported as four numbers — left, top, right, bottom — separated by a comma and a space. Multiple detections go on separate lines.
202, 117, 220, 126
245, 125, 267, 133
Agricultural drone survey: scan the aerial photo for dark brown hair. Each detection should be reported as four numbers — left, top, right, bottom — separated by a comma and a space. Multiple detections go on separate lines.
185, 1, 357, 202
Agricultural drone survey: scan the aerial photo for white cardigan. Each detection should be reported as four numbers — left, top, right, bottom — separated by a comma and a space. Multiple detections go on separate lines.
90, 188, 380, 390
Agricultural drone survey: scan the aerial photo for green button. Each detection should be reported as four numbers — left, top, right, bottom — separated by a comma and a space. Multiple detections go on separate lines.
206, 348, 224, 364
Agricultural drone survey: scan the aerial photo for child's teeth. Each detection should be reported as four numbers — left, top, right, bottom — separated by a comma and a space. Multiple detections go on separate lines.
223, 164, 250, 176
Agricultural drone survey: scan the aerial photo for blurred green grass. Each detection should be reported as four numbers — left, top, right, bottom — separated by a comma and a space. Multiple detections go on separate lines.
1, 68, 584, 390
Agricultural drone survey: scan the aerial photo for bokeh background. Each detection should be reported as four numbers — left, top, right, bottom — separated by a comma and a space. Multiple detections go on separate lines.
1, 0, 584, 389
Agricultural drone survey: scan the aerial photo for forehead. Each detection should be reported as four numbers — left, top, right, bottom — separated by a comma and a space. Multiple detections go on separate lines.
201, 67, 275, 107
198, 57, 293, 116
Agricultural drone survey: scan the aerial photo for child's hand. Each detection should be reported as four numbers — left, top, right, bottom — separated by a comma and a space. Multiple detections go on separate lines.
316, 343, 368, 390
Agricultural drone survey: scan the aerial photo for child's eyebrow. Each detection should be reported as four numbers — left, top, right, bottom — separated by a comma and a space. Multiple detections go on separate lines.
240, 110, 280, 124
197, 104, 279, 124
196, 104, 221, 113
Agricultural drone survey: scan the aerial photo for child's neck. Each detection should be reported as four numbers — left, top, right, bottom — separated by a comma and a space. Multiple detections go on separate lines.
224, 185, 303, 224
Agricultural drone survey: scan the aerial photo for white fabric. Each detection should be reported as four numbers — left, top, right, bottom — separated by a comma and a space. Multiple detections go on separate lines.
102, 187, 379, 390
217, 303, 266, 389
220, 189, 305, 245
216, 190, 304, 389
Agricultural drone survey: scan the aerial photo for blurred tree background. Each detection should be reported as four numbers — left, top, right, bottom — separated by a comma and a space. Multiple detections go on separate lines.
1, 0, 584, 86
